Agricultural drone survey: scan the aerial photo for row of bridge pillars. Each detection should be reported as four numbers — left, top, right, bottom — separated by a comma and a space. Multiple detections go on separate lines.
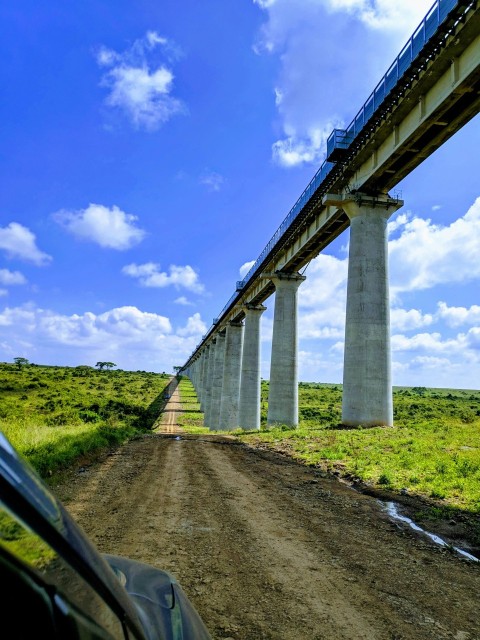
184, 194, 403, 430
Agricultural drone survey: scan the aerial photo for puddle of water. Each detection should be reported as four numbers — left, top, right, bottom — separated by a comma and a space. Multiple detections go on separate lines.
381, 501, 479, 562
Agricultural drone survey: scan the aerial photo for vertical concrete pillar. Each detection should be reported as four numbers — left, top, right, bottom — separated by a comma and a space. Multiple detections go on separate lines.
267, 272, 305, 427
219, 321, 244, 431
209, 331, 226, 430
197, 351, 205, 406
199, 347, 209, 411
204, 340, 216, 428
238, 304, 266, 430
341, 194, 403, 426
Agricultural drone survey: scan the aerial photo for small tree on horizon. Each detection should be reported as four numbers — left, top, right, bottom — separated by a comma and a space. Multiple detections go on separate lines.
14, 357, 29, 369
95, 361, 117, 371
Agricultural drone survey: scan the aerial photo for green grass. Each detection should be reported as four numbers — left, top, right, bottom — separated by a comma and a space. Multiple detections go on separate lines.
0, 363, 171, 477
235, 382, 480, 523
175, 377, 210, 434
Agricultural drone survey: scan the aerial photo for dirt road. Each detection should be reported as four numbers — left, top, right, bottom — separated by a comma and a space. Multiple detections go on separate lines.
54, 390, 480, 640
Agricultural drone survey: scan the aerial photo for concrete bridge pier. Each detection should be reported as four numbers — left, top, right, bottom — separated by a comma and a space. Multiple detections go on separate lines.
267, 272, 306, 428
210, 331, 226, 430
199, 346, 210, 412
238, 304, 266, 431
219, 321, 244, 431
204, 340, 216, 428
341, 194, 403, 427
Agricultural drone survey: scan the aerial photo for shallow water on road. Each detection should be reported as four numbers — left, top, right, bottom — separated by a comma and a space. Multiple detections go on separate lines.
381, 500, 479, 562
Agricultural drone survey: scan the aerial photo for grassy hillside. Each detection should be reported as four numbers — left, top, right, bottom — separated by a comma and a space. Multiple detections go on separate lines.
0, 362, 170, 477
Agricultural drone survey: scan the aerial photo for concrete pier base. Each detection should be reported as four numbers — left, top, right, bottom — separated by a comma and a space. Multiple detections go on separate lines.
341, 194, 403, 427
267, 272, 305, 427
239, 304, 266, 431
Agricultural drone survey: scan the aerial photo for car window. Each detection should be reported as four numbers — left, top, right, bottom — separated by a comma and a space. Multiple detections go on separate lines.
0, 505, 127, 639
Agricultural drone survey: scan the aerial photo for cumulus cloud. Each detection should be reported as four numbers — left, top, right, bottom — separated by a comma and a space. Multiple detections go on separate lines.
389, 197, 480, 296
299, 254, 348, 309
0, 304, 207, 372
54, 204, 146, 250
96, 31, 186, 130
321, 0, 432, 31
177, 312, 207, 337
174, 296, 194, 306
122, 262, 204, 293
0, 269, 27, 286
390, 308, 434, 332
0, 222, 52, 265
436, 302, 480, 328
253, 0, 432, 166
239, 260, 256, 279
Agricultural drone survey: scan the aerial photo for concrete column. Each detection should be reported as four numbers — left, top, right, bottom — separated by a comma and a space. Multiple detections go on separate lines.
204, 341, 216, 428
219, 321, 244, 431
199, 348, 209, 411
238, 304, 266, 430
267, 272, 305, 427
341, 194, 403, 426
209, 332, 226, 430
197, 351, 205, 406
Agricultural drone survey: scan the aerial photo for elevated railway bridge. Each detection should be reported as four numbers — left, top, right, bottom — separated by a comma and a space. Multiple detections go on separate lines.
181, 0, 480, 430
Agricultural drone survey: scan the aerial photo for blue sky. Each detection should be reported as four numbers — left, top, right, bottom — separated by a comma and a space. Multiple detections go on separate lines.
0, 0, 479, 388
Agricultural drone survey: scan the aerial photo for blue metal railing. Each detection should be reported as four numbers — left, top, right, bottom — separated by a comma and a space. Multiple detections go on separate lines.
184, 0, 467, 366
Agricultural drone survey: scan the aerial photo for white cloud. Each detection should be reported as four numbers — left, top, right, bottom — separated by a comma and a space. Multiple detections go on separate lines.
253, 0, 433, 166
177, 312, 207, 337
122, 262, 204, 293
97, 31, 185, 130
54, 204, 146, 250
390, 308, 434, 332
391, 332, 467, 356
0, 222, 52, 265
0, 304, 208, 372
321, 0, 432, 31
174, 296, 194, 306
272, 123, 339, 167
299, 254, 347, 309
199, 171, 226, 192
389, 197, 480, 295
239, 260, 256, 278
436, 301, 480, 328
0, 269, 27, 286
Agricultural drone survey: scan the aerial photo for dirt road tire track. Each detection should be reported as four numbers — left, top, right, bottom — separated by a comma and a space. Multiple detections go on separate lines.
54, 431, 479, 640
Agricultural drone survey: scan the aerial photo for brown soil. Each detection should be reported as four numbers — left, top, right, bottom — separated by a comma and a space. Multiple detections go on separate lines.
52, 386, 480, 640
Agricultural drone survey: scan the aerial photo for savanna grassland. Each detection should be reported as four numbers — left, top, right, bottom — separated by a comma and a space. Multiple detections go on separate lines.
0, 362, 170, 477
236, 380, 480, 545
2, 364, 479, 545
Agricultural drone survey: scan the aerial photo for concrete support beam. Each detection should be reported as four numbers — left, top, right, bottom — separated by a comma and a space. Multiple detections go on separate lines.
267, 272, 306, 427
209, 332, 226, 430
219, 321, 244, 431
341, 193, 403, 427
238, 304, 266, 431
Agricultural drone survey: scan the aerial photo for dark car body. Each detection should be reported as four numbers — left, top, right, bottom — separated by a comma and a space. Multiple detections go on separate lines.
0, 432, 211, 639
